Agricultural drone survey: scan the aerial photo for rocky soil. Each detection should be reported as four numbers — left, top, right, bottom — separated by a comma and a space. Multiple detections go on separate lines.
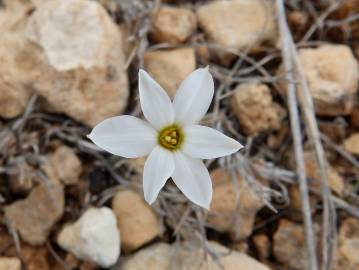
0, 0, 359, 269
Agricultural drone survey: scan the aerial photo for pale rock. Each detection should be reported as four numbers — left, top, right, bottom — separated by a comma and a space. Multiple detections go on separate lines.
4, 183, 64, 245
119, 243, 173, 270
0, 33, 31, 119
0, 0, 32, 33
253, 234, 270, 260
295, 45, 359, 116
26, 0, 117, 71
51, 146, 82, 185
57, 207, 120, 268
180, 242, 270, 270
343, 133, 359, 155
144, 48, 196, 97
197, 0, 277, 63
0, 257, 21, 270
333, 218, 359, 269
273, 219, 318, 270
207, 168, 265, 240
150, 6, 197, 44
230, 84, 286, 136
303, 151, 345, 196
13, 0, 129, 126
118, 242, 269, 270
112, 189, 162, 253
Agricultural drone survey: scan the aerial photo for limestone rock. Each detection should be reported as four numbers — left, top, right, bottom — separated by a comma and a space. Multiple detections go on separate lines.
197, 0, 277, 63
118, 242, 269, 270
144, 48, 196, 97
334, 218, 359, 269
230, 84, 286, 136
13, 0, 129, 126
119, 243, 173, 270
273, 219, 318, 270
0, 33, 31, 119
26, 0, 117, 71
207, 168, 265, 240
295, 45, 359, 116
343, 133, 359, 155
51, 146, 82, 185
180, 242, 270, 270
4, 183, 64, 245
57, 207, 120, 268
150, 6, 197, 44
112, 189, 162, 253
0, 257, 21, 270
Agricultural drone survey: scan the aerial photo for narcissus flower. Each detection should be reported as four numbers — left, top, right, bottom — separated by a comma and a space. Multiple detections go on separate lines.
88, 68, 243, 209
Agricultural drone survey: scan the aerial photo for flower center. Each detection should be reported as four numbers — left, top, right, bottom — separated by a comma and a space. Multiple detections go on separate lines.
158, 125, 184, 151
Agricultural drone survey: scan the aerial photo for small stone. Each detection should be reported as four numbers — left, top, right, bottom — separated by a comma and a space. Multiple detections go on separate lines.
4, 183, 64, 245
288, 11, 308, 33
288, 185, 318, 221
350, 107, 359, 128
303, 151, 345, 196
294, 45, 358, 116
273, 219, 318, 270
150, 6, 197, 44
144, 48, 196, 97
21, 246, 50, 270
197, 0, 277, 64
207, 168, 265, 240
13, 0, 129, 126
57, 207, 120, 268
0, 257, 21, 270
51, 146, 82, 185
112, 189, 162, 253
7, 159, 34, 194
230, 84, 286, 136
253, 234, 270, 260
118, 242, 269, 270
343, 133, 359, 155
333, 218, 359, 269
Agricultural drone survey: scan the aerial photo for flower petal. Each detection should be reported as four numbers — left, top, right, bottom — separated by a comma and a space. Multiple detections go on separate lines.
88, 115, 156, 158
171, 152, 212, 209
173, 68, 214, 126
143, 146, 174, 204
139, 69, 174, 129
182, 125, 243, 159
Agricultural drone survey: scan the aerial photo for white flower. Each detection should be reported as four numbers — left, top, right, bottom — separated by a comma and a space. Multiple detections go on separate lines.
88, 68, 243, 209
